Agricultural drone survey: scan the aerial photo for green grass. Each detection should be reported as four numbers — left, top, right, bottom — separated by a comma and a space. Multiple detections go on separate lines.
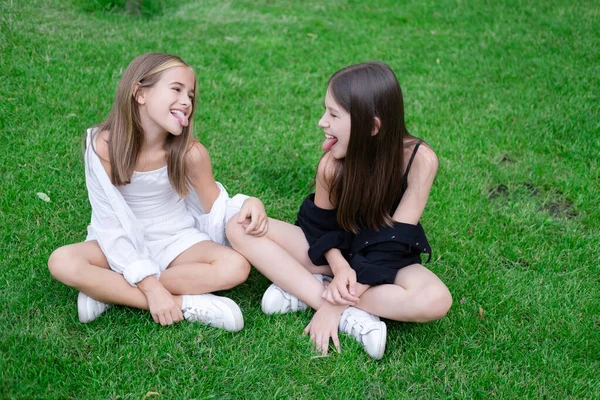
2, 0, 599, 398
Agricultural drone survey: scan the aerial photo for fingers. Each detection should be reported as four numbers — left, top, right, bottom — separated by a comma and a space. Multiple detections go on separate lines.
348, 278, 357, 297
255, 218, 269, 237
237, 208, 250, 224
322, 286, 356, 306
171, 308, 183, 324
244, 215, 258, 234
243, 211, 269, 236
304, 322, 311, 335
305, 319, 340, 356
317, 333, 328, 355
332, 331, 341, 354
152, 306, 183, 326
338, 277, 360, 303
339, 288, 360, 304
158, 313, 168, 326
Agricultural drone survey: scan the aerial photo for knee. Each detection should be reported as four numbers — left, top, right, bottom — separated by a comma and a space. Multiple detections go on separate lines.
225, 214, 246, 248
48, 246, 79, 286
219, 251, 251, 289
417, 284, 452, 322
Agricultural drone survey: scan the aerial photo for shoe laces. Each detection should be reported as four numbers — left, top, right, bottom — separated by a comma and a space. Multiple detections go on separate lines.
185, 307, 217, 323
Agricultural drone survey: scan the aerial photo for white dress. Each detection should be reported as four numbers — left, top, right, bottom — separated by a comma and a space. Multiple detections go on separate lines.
84, 128, 248, 287
116, 166, 211, 271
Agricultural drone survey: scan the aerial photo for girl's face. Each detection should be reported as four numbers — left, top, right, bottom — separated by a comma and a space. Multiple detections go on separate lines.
137, 66, 196, 137
318, 88, 351, 159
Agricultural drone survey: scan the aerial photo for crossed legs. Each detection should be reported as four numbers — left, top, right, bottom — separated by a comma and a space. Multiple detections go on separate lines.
48, 240, 250, 311
226, 216, 452, 322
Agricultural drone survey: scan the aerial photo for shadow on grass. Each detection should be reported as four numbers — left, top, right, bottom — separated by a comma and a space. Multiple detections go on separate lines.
71, 0, 193, 17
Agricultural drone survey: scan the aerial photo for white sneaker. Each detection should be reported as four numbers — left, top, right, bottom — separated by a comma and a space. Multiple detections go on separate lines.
78, 292, 111, 323
339, 307, 387, 360
261, 274, 332, 315
181, 294, 244, 332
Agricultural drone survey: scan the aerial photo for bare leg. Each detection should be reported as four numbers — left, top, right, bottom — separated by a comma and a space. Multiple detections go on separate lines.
48, 241, 158, 309
226, 217, 329, 310
355, 264, 452, 322
48, 240, 250, 309
160, 240, 250, 295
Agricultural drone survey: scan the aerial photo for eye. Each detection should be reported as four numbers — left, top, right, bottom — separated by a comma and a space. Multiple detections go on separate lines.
188, 94, 195, 100
172, 87, 181, 92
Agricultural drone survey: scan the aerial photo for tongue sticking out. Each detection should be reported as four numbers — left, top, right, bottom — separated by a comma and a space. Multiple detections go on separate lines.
172, 111, 189, 127
322, 137, 338, 151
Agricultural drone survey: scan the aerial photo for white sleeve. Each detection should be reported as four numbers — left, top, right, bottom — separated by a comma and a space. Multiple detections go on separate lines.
84, 131, 160, 286
185, 183, 249, 246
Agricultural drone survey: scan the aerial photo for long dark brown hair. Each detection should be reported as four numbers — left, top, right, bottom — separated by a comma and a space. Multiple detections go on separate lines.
92, 53, 197, 197
326, 61, 417, 232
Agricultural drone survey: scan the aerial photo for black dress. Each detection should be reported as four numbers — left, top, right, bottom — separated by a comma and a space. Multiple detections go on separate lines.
295, 141, 431, 286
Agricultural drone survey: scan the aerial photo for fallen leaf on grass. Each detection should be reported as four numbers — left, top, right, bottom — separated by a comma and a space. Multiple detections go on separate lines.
478, 307, 484, 320
144, 392, 160, 398
460, 297, 466, 304
37, 192, 51, 202
307, 33, 317, 39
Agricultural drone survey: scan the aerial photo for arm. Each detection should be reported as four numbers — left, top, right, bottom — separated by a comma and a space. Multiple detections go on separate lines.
392, 144, 438, 224
186, 141, 268, 237
185, 141, 221, 213
313, 153, 361, 305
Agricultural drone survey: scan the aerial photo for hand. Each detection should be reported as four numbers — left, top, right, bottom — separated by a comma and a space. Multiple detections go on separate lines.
322, 265, 359, 306
237, 197, 268, 236
138, 277, 183, 326
304, 304, 345, 355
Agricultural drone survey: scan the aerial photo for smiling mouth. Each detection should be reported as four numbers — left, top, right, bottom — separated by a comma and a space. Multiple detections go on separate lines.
171, 110, 189, 127
323, 134, 338, 151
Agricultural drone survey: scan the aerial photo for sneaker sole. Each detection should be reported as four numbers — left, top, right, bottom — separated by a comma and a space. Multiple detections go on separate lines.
77, 292, 94, 323
370, 321, 387, 360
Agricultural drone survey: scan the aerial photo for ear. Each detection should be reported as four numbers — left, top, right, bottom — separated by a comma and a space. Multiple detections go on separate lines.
133, 83, 146, 105
371, 117, 381, 136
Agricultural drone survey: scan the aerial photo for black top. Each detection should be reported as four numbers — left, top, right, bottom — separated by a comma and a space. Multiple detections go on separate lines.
295, 140, 432, 285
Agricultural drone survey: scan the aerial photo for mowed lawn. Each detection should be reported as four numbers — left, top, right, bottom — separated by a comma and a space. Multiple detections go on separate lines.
1, 0, 599, 398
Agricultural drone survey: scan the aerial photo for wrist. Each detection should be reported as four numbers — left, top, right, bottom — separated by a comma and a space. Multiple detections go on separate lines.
319, 301, 347, 315
137, 276, 162, 294
330, 262, 351, 276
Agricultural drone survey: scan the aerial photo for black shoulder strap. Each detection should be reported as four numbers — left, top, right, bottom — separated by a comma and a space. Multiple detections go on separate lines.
401, 140, 423, 188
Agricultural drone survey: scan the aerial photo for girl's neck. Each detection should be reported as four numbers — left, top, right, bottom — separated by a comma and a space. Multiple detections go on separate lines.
141, 126, 169, 153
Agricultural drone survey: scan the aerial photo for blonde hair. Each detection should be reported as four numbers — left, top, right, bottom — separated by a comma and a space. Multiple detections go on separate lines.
93, 53, 197, 197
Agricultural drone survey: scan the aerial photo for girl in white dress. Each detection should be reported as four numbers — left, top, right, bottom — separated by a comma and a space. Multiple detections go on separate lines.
49, 53, 267, 331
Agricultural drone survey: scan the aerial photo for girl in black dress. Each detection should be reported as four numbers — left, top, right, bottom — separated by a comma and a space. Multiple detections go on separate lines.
227, 61, 451, 359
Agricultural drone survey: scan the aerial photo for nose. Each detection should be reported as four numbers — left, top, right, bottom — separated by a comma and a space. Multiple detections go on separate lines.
318, 113, 328, 128
180, 93, 191, 107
